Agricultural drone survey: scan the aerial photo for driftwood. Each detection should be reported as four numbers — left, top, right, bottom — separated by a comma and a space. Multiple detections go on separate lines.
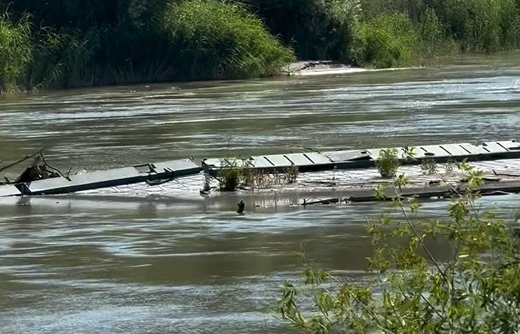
302, 180, 520, 205
303, 197, 341, 206
460, 177, 501, 183
146, 177, 176, 186
0, 147, 47, 174
39, 153, 70, 180
0, 148, 71, 184
493, 169, 520, 177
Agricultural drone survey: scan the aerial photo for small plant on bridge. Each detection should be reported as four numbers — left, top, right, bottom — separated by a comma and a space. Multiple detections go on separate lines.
421, 157, 438, 175
219, 160, 300, 191
444, 157, 458, 174
217, 158, 243, 191
278, 161, 520, 334
243, 168, 277, 190
375, 148, 400, 178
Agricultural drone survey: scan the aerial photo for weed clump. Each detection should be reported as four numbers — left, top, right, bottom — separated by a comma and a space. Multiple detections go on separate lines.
217, 159, 243, 192
376, 148, 400, 178
444, 157, 458, 174
217, 159, 301, 192
287, 164, 300, 183
421, 157, 438, 175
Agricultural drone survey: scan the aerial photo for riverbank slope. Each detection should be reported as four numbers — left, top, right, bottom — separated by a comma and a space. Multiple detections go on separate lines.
1, 0, 520, 93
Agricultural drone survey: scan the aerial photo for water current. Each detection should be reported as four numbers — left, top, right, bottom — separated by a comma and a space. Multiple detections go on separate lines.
1, 54, 520, 334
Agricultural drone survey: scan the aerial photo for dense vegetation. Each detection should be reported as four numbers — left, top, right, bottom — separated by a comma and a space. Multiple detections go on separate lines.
1, 0, 520, 92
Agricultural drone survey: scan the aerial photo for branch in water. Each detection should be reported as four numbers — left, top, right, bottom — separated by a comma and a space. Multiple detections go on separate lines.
0, 147, 48, 173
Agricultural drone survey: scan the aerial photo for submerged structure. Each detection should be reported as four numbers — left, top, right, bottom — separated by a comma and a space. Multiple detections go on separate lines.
0, 140, 519, 198
203, 140, 520, 175
0, 159, 200, 197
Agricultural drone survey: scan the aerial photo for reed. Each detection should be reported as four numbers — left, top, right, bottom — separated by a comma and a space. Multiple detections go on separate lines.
358, 0, 520, 54
350, 13, 419, 68
242, 0, 360, 62
27, 29, 96, 90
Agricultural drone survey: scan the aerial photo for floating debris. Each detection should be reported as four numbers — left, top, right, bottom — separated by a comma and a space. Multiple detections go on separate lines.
300, 180, 520, 206
237, 200, 245, 214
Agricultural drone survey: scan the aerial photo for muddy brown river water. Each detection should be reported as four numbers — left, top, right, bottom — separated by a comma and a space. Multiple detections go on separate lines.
1, 54, 520, 334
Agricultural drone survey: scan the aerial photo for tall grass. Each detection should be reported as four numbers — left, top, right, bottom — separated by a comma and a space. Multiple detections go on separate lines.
499, 0, 520, 49
350, 13, 418, 68
0, 13, 32, 93
359, 0, 520, 52
415, 8, 458, 60
440, 0, 504, 52
85, 23, 182, 87
27, 29, 96, 89
349, 7, 459, 68
243, 0, 361, 61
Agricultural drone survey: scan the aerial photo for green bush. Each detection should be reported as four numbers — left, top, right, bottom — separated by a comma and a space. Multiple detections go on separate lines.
0, 13, 33, 93
374, 147, 401, 178
158, 0, 295, 81
4, 0, 119, 30
217, 159, 244, 191
355, 0, 520, 62
278, 162, 520, 334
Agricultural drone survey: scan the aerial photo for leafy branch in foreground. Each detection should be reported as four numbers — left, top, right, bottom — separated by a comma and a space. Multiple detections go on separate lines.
277, 160, 520, 334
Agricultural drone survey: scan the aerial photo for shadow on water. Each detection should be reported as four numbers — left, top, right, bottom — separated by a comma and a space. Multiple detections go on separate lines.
1, 54, 520, 333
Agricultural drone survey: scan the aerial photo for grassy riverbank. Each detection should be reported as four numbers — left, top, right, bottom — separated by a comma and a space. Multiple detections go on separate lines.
1, 0, 520, 93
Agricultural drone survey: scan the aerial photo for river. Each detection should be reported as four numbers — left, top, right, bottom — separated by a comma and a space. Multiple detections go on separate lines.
1, 54, 520, 334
